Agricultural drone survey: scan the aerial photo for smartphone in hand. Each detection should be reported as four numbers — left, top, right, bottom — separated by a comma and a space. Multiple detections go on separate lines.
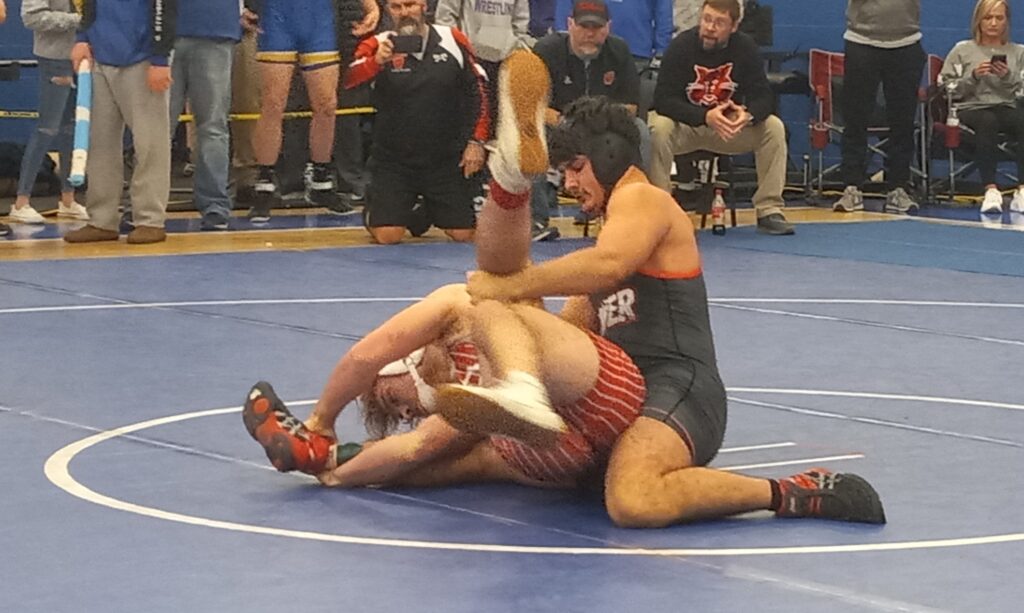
992, 53, 1007, 65
391, 34, 422, 54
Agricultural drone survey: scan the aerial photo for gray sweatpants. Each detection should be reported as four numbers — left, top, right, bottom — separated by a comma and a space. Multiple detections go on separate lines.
86, 61, 170, 231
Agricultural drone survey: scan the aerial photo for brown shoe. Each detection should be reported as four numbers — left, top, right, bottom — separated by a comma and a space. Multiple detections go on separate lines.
126, 226, 167, 244
64, 224, 119, 243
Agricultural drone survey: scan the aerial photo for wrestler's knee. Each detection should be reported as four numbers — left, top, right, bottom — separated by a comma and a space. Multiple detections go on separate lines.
605, 464, 681, 528
604, 418, 696, 528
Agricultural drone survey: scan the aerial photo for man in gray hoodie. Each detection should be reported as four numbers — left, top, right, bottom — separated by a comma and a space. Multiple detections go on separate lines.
832, 0, 926, 215
435, 0, 534, 116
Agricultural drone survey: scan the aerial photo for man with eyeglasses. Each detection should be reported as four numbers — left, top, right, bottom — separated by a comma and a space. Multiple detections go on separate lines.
647, 0, 794, 235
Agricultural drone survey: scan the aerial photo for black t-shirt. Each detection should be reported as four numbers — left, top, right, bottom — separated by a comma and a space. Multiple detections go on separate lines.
533, 32, 640, 113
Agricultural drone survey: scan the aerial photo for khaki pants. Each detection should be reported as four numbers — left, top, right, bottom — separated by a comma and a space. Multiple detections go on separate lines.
648, 111, 787, 217
87, 61, 170, 231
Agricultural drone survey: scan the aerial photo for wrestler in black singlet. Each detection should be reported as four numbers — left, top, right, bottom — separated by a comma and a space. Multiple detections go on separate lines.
590, 269, 727, 465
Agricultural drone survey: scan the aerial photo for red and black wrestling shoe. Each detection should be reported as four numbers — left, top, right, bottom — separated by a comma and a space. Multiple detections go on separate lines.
242, 381, 333, 474
776, 468, 886, 524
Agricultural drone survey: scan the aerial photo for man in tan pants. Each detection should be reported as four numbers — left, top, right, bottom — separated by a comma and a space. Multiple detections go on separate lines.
649, 0, 793, 235
65, 0, 175, 245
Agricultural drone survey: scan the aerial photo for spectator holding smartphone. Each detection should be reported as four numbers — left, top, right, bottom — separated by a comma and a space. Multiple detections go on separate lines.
941, 0, 1024, 214
343, 0, 489, 244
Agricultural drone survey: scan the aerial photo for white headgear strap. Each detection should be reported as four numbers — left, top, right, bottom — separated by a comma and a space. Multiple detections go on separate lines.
376, 348, 437, 411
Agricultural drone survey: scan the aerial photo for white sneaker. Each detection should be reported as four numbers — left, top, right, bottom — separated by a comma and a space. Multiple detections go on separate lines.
1010, 188, 1024, 213
57, 201, 90, 221
980, 188, 1004, 215
8, 205, 45, 224
436, 371, 566, 448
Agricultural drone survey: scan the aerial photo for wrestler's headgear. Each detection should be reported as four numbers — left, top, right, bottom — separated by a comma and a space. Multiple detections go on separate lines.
549, 96, 642, 191
376, 348, 437, 411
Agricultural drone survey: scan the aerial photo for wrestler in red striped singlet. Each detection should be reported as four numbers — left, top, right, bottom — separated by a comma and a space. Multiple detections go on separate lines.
446, 334, 646, 484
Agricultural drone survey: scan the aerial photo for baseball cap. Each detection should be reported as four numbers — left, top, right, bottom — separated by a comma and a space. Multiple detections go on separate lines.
572, 0, 609, 27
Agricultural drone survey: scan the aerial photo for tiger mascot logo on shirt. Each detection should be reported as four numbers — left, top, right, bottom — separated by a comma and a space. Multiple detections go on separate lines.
686, 63, 737, 107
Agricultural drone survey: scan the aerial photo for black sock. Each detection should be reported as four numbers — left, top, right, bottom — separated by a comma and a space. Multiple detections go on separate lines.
257, 165, 275, 182
769, 479, 781, 511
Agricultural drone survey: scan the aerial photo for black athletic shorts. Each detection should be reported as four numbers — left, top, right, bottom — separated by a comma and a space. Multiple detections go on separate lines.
364, 159, 477, 230
639, 358, 728, 466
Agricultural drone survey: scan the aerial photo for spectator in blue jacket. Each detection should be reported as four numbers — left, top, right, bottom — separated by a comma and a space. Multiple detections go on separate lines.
169, 0, 243, 231
556, 0, 673, 71
529, 0, 556, 38
65, 0, 177, 245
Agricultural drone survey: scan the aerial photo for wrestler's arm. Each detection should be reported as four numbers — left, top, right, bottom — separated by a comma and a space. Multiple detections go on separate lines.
306, 284, 471, 435
317, 416, 479, 487
470, 184, 669, 300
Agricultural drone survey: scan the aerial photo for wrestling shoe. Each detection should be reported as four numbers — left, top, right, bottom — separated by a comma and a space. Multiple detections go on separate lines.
435, 371, 566, 448
488, 49, 551, 193
305, 162, 354, 214
242, 381, 334, 474
248, 166, 279, 223
776, 468, 886, 524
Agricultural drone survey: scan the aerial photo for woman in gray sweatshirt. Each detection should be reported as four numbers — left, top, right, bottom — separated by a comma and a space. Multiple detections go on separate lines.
10, 0, 89, 225
941, 0, 1024, 214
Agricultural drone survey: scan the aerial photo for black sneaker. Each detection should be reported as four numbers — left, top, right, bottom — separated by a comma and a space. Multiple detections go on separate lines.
0, 221, 10, 237
119, 210, 134, 234
776, 468, 886, 524
248, 167, 279, 223
531, 222, 560, 242
756, 212, 795, 235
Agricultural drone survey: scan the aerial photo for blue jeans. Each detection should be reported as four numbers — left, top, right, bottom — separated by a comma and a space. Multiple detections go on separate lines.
169, 37, 235, 219
17, 58, 75, 197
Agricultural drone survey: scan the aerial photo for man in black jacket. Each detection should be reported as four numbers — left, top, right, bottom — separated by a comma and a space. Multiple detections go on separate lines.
649, 0, 793, 235
344, 0, 489, 244
530, 0, 647, 237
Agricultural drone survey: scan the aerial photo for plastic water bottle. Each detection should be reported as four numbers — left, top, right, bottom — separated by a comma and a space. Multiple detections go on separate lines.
945, 104, 961, 149
711, 189, 726, 236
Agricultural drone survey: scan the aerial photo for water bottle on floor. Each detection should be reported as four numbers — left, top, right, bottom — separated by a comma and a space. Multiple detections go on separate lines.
711, 189, 726, 236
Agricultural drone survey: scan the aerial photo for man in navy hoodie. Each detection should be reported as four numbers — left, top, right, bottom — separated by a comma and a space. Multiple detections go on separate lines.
65, 0, 178, 244
168, 0, 242, 231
